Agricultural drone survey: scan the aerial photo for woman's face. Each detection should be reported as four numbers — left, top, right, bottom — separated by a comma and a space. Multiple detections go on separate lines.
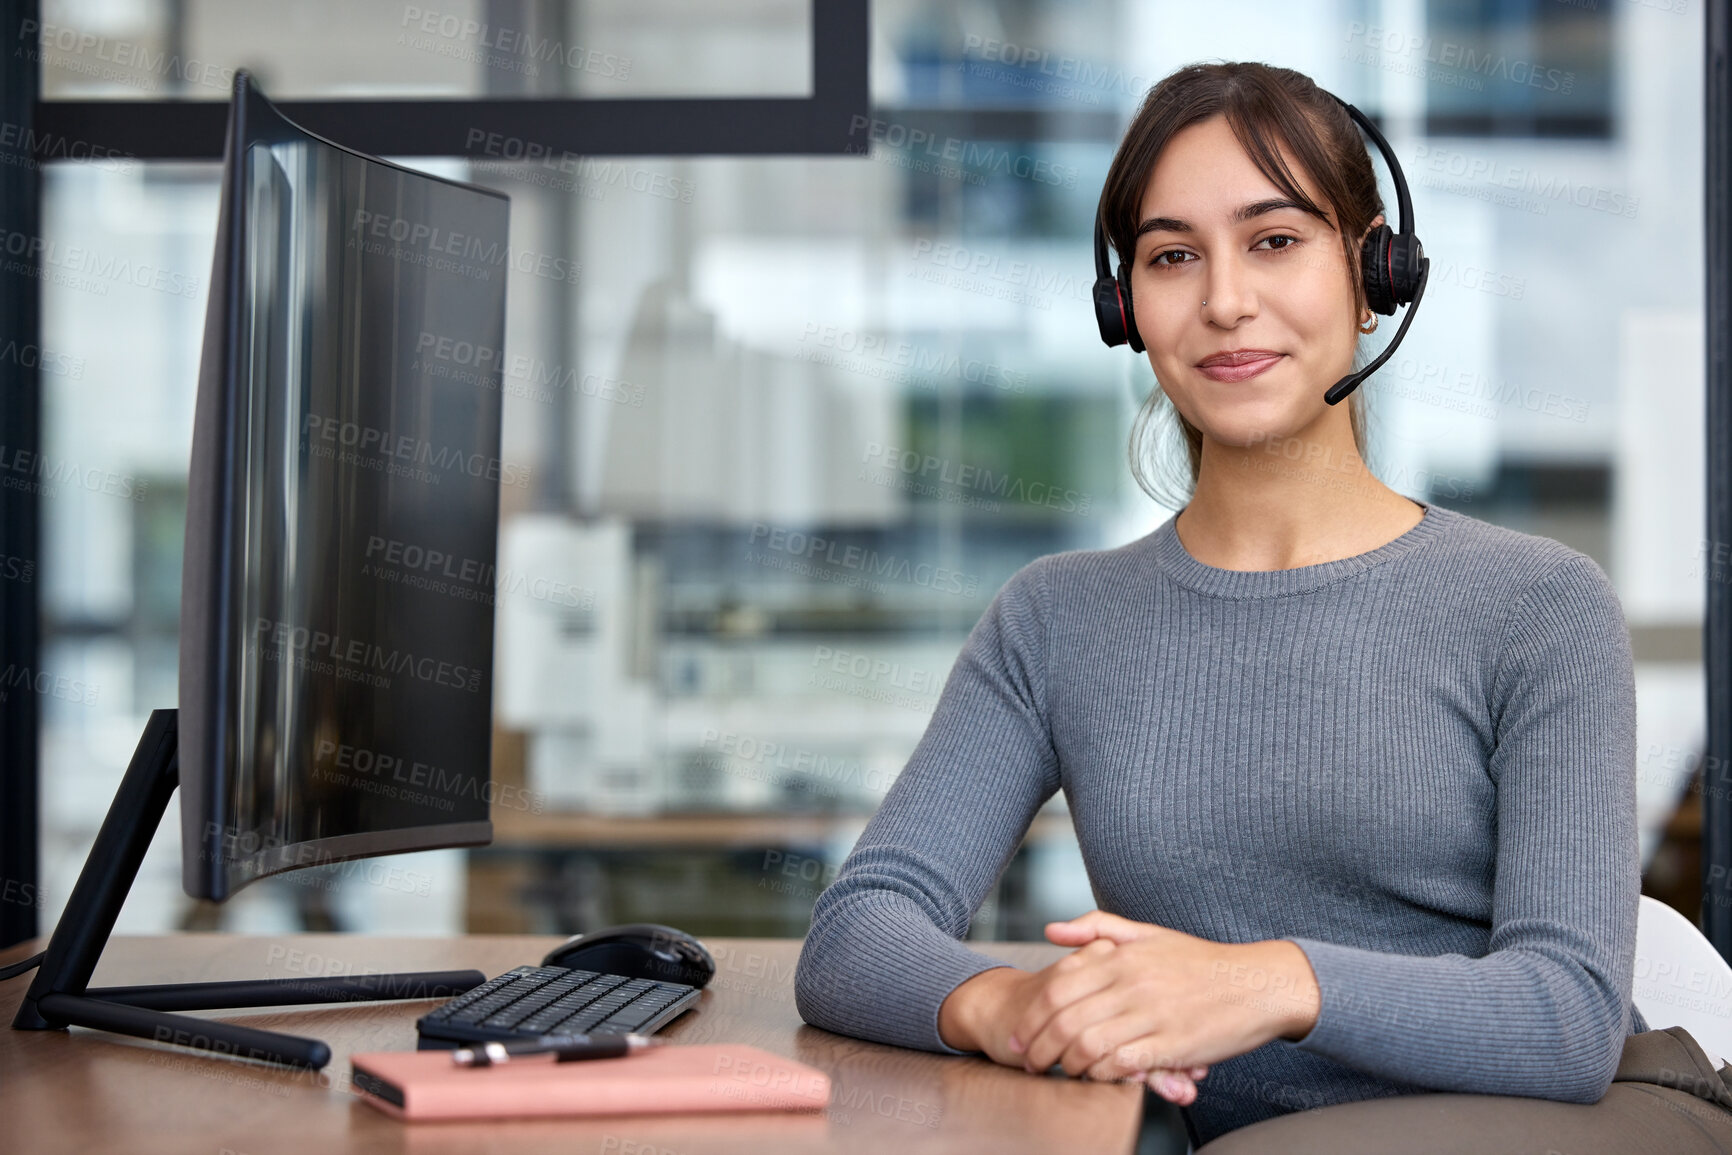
1129, 114, 1380, 448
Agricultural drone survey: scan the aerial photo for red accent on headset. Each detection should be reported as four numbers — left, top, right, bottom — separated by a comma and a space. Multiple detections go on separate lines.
1385, 239, 1394, 305
1115, 281, 1130, 339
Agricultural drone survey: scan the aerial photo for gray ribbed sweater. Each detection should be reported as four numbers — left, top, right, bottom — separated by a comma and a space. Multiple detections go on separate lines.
792, 501, 1646, 1144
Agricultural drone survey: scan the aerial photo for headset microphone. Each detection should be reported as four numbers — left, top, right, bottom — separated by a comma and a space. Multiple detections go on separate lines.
1092, 91, 1430, 406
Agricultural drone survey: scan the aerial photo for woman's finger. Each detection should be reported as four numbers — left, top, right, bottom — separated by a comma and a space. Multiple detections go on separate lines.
1021, 987, 1144, 1076
1086, 1045, 1194, 1087
1007, 939, 1119, 1057
1077, 1029, 1191, 1085
1046, 910, 1158, 947
1145, 1068, 1199, 1105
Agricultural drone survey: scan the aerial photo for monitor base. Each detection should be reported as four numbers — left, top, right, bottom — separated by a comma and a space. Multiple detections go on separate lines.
9, 708, 485, 1069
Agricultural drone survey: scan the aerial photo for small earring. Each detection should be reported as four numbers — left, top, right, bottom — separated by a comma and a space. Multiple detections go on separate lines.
1359, 313, 1378, 334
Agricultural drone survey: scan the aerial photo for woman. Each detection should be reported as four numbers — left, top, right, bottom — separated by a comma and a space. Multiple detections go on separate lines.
793, 61, 1732, 1152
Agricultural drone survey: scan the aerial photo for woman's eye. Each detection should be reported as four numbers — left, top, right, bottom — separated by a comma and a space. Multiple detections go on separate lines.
1146, 235, 1299, 268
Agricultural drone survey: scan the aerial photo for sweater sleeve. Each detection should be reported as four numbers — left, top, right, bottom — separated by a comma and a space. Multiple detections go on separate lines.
1282, 554, 1641, 1103
794, 557, 1062, 1053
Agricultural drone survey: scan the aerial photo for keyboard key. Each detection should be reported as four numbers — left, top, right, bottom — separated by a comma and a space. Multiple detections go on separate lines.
550, 1004, 620, 1034
432, 975, 517, 1011
603, 1005, 662, 1031
451, 992, 534, 1023
491, 987, 567, 1016
482, 1004, 552, 1029
550, 1014, 606, 1034
512, 997, 602, 1032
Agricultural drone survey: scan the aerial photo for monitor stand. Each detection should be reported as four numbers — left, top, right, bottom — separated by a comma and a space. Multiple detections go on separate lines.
10, 708, 486, 1069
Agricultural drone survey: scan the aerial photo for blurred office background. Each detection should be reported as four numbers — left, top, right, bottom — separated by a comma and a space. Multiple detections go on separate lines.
29, 0, 1710, 938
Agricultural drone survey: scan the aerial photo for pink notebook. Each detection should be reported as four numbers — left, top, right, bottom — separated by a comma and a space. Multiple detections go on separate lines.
349, 1044, 831, 1121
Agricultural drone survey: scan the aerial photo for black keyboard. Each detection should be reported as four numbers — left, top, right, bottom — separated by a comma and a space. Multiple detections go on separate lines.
414, 965, 700, 1049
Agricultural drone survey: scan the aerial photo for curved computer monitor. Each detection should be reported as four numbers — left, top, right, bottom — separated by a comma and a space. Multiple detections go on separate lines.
180, 72, 510, 900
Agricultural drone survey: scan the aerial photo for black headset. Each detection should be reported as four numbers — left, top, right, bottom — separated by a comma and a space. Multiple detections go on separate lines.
1092, 92, 1430, 405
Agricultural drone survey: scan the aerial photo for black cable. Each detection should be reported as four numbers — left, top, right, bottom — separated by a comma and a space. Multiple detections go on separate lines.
0, 950, 44, 981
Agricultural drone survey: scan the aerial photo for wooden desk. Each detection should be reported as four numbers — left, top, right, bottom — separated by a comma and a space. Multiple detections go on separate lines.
0, 935, 1147, 1154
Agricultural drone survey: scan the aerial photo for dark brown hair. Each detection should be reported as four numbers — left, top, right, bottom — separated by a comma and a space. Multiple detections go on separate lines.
1102, 61, 1384, 510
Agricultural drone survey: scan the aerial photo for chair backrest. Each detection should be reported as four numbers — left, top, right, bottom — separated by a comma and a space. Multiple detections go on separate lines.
1633, 894, 1732, 1066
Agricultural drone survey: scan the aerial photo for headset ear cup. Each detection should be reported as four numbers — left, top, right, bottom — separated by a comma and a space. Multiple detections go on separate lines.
1389, 232, 1424, 307
1117, 260, 1145, 353
1360, 224, 1395, 316
1093, 276, 1127, 347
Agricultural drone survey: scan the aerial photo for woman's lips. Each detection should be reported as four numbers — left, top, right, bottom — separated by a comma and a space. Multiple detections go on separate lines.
1196, 353, 1283, 382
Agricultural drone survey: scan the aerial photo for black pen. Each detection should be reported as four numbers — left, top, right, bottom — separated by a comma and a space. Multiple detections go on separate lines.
451, 1033, 665, 1067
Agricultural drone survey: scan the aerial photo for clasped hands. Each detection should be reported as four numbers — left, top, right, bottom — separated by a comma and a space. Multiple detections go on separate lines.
936, 911, 1321, 1105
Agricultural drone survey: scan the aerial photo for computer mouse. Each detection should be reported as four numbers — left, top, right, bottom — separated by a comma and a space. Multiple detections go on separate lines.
540, 922, 716, 988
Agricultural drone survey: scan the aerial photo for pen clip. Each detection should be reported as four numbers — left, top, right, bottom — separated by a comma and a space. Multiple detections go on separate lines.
452, 1041, 513, 1067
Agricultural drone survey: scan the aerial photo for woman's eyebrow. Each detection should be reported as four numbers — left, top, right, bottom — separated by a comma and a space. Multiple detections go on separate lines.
1135, 197, 1312, 239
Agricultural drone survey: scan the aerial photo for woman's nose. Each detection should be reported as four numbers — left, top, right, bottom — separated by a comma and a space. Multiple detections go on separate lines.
1200, 255, 1255, 324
